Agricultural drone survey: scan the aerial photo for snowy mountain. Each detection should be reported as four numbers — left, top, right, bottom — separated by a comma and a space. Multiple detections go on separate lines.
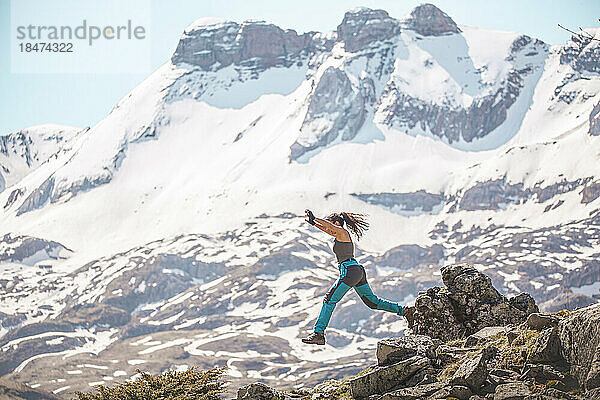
1, 4, 599, 396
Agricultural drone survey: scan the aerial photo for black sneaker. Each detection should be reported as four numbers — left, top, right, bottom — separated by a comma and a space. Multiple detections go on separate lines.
302, 332, 325, 345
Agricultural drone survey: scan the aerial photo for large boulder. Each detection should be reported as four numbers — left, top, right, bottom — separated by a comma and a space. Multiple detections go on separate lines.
405, 264, 539, 341
376, 334, 436, 366
558, 303, 600, 390
349, 355, 429, 398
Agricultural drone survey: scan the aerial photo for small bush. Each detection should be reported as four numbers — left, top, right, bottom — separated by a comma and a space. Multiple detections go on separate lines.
70, 366, 227, 400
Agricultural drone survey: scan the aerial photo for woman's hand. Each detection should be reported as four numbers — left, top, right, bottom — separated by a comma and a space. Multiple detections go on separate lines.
305, 209, 315, 225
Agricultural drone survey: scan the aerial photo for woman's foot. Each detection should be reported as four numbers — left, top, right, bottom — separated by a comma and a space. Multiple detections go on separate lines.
302, 332, 325, 345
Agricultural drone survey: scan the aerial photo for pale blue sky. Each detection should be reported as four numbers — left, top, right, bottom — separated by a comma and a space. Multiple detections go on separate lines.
1, 0, 599, 133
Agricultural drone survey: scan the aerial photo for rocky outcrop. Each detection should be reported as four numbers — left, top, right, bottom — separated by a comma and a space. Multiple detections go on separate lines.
581, 181, 600, 204
336, 8, 401, 52
590, 102, 600, 136
558, 303, 600, 390
0, 233, 69, 265
560, 33, 600, 74
404, 263, 538, 341
171, 20, 317, 71
290, 67, 365, 160
403, 3, 461, 36
352, 190, 445, 215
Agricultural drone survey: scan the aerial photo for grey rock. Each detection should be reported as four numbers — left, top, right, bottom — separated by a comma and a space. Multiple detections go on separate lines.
527, 313, 560, 331
336, 8, 401, 53
377, 334, 436, 366
349, 355, 429, 398
494, 382, 531, 400
352, 191, 445, 215
172, 20, 316, 71
560, 34, 600, 74
0, 233, 69, 264
403, 3, 461, 36
521, 364, 566, 384
524, 387, 574, 399
291, 67, 365, 160
528, 327, 563, 364
558, 303, 600, 390
381, 381, 445, 400
16, 176, 54, 216
406, 264, 538, 342
466, 326, 508, 347
451, 353, 488, 390
590, 102, 600, 136
581, 181, 600, 204
237, 382, 286, 400
430, 385, 472, 400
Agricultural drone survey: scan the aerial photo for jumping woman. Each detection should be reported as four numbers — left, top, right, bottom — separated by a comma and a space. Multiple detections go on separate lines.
301, 210, 404, 345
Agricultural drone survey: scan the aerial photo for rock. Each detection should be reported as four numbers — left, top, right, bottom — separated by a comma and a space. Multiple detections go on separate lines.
376, 334, 436, 366
560, 34, 600, 74
349, 355, 429, 398
558, 303, 600, 390
430, 385, 472, 400
586, 388, 600, 400
451, 353, 488, 391
403, 3, 461, 36
590, 102, 600, 136
466, 326, 508, 347
336, 8, 401, 53
528, 327, 563, 364
172, 20, 316, 71
406, 264, 538, 341
290, 66, 366, 160
581, 181, 600, 204
524, 388, 575, 399
527, 313, 560, 330
494, 381, 531, 400
16, 176, 54, 216
510, 293, 539, 316
237, 382, 286, 400
381, 381, 445, 400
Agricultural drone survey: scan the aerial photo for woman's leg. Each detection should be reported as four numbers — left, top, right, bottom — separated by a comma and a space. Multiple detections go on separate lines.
313, 264, 364, 334
314, 278, 352, 333
354, 281, 403, 315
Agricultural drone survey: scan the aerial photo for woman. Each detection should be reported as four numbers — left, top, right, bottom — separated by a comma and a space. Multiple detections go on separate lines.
302, 209, 404, 346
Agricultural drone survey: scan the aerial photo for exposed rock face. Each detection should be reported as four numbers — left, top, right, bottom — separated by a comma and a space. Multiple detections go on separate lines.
528, 327, 563, 364
336, 8, 401, 53
377, 67, 529, 144
453, 177, 593, 212
0, 233, 68, 265
352, 191, 444, 215
290, 67, 365, 160
377, 335, 436, 366
405, 264, 538, 341
560, 33, 600, 74
403, 3, 461, 36
494, 381, 531, 400
558, 303, 600, 390
581, 181, 600, 204
590, 102, 600, 136
376, 34, 547, 145
171, 20, 317, 71
16, 177, 54, 216
450, 353, 488, 390
349, 355, 429, 398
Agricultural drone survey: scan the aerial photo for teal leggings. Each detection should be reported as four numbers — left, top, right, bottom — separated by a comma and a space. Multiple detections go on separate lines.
314, 259, 403, 334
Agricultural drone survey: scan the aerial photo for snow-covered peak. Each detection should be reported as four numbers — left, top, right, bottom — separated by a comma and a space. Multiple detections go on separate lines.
183, 17, 228, 33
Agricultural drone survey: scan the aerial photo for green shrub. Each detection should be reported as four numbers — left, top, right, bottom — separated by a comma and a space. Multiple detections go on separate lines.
70, 366, 227, 400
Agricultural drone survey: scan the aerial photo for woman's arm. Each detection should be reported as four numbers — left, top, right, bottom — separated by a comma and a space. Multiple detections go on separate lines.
305, 210, 347, 239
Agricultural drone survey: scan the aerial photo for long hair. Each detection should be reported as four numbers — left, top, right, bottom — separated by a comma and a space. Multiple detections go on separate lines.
326, 212, 370, 240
